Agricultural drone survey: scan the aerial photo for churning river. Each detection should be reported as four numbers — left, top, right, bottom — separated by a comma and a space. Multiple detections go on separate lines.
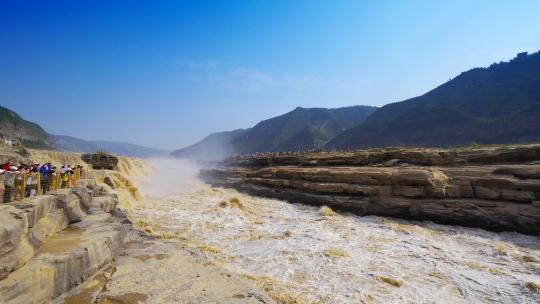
132, 159, 540, 304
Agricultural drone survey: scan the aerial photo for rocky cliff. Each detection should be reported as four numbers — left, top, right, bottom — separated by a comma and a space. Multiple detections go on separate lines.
200, 145, 540, 234
0, 178, 126, 303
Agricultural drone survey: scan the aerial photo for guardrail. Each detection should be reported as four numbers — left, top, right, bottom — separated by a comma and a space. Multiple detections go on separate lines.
1, 169, 84, 203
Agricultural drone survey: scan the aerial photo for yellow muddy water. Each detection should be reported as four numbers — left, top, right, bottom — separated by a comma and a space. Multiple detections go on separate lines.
131, 159, 540, 304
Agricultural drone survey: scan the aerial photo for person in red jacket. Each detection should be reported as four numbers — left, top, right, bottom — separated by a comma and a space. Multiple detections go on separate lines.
2, 160, 12, 171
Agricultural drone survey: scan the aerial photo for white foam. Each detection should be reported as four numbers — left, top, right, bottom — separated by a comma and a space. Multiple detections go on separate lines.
134, 162, 540, 303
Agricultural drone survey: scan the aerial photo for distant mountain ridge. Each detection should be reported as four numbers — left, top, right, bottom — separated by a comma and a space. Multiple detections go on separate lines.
8, 51, 539, 158
0, 105, 55, 149
171, 105, 377, 159
52, 134, 169, 158
170, 129, 247, 160
231, 106, 377, 153
327, 51, 540, 149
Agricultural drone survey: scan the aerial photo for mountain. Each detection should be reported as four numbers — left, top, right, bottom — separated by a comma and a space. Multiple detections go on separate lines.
0, 105, 167, 157
171, 105, 377, 159
52, 134, 169, 158
170, 129, 248, 160
0, 105, 55, 149
231, 106, 377, 153
327, 51, 540, 149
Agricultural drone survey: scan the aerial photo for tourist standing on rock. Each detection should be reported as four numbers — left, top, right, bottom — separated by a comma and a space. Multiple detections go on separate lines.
67, 165, 77, 187
1, 160, 13, 171
40, 163, 50, 193
46, 163, 54, 192
0, 168, 5, 202
13, 166, 23, 200
26, 167, 34, 197
60, 165, 69, 188
49, 165, 57, 190
29, 165, 39, 196
3, 167, 15, 203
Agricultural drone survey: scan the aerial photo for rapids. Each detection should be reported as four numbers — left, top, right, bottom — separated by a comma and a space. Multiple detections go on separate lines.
131, 159, 540, 304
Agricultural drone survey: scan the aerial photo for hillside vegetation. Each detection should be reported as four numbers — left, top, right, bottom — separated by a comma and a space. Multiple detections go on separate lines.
0, 105, 55, 149
231, 106, 377, 153
171, 106, 377, 159
328, 51, 540, 149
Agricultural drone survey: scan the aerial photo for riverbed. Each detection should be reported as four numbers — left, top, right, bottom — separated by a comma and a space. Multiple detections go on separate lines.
131, 159, 540, 303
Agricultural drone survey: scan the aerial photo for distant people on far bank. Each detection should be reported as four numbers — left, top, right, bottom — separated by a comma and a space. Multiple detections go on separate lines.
230, 148, 333, 161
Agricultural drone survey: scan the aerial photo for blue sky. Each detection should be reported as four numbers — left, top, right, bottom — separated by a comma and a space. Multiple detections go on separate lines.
1, 0, 539, 150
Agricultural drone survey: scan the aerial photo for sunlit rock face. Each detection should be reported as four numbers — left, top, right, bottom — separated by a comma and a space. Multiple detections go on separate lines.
0, 182, 126, 304
201, 146, 540, 234
130, 159, 540, 303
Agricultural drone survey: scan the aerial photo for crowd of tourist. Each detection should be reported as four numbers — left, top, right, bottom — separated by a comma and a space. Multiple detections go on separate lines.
0, 160, 84, 203
231, 148, 327, 160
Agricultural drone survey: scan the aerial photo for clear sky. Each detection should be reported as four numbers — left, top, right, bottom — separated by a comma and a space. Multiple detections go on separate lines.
1, 0, 539, 150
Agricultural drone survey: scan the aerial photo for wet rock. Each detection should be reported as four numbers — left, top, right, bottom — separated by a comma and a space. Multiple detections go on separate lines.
71, 186, 93, 211
103, 176, 115, 189
51, 190, 87, 223
91, 196, 119, 214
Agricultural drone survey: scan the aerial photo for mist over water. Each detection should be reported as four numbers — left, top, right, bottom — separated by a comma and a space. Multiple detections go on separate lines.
132, 158, 540, 303
137, 158, 205, 197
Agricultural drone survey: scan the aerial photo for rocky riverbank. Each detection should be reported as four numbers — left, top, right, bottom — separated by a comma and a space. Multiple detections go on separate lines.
0, 150, 275, 304
124, 159, 540, 303
201, 145, 540, 234
0, 179, 127, 303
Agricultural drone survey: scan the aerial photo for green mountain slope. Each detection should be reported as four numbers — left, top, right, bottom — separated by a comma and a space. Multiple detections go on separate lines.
171, 106, 377, 159
0, 105, 55, 149
52, 134, 169, 158
327, 51, 540, 149
231, 106, 377, 153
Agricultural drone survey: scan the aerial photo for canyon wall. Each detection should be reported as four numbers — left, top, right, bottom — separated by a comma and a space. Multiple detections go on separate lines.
201, 145, 540, 234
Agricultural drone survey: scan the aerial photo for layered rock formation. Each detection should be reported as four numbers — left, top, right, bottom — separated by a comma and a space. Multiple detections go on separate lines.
201, 145, 540, 234
0, 180, 126, 304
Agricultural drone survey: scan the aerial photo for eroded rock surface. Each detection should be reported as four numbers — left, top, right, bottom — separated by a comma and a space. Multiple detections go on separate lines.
54, 234, 275, 304
0, 181, 127, 304
201, 145, 540, 234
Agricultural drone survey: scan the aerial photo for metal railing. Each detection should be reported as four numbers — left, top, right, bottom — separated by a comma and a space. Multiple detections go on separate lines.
1, 169, 84, 203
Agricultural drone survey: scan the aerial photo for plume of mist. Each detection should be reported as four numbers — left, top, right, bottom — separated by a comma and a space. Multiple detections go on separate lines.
170, 129, 245, 161
138, 157, 206, 197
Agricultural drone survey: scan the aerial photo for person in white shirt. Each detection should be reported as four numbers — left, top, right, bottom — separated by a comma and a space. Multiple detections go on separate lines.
29, 170, 37, 197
